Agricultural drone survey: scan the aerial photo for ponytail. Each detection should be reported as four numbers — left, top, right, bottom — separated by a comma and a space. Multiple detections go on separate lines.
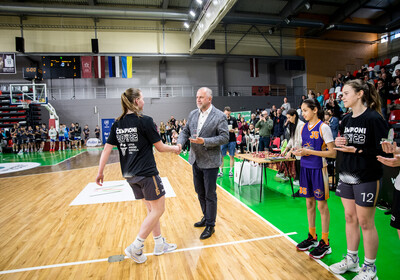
116, 88, 142, 121
344, 80, 382, 115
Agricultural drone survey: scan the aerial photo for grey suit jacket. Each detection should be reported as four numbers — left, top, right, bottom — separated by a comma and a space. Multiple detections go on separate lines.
178, 105, 229, 169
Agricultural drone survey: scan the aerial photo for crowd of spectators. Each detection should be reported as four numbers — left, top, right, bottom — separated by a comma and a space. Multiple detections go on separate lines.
0, 122, 101, 153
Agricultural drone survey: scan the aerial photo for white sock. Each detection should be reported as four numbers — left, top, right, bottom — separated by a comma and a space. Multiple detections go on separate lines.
364, 257, 376, 266
347, 249, 358, 257
219, 168, 222, 173
153, 235, 163, 245
132, 236, 145, 249
229, 168, 233, 173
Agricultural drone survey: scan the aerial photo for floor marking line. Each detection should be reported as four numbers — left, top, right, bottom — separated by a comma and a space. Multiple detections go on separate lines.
0, 233, 295, 275
178, 156, 345, 280
0, 258, 109, 275
0, 159, 119, 179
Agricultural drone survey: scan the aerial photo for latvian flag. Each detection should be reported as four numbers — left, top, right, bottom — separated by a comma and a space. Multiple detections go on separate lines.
108, 56, 120, 78
121, 56, 133, 78
93, 56, 105, 78
250, 58, 259, 78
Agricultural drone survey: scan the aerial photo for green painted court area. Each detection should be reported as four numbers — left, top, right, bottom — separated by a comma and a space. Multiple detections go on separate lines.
182, 154, 400, 280
0, 149, 88, 166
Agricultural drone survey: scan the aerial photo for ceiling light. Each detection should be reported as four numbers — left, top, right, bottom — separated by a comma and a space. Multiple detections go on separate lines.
326, 24, 335, 30
190, 10, 196, 17
184, 22, 190, 28
196, 0, 202, 5
284, 16, 291, 24
305, 2, 311, 10
269, 27, 275, 35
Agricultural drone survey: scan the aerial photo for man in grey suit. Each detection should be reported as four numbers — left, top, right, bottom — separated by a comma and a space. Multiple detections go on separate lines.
177, 87, 229, 239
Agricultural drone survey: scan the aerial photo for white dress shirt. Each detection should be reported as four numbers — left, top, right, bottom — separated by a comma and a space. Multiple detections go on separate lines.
197, 104, 213, 134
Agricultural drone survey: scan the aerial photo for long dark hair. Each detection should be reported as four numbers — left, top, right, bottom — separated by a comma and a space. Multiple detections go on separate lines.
344, 79, 381, 114
286, 109, 299, 139
302, 98, 324, 121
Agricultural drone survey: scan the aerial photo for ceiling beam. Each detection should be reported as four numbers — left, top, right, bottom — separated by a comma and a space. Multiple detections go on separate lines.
279, 0, 309, 19
0, 3, 189, 21
87, 0, 96, 6
328, 0, 370, 24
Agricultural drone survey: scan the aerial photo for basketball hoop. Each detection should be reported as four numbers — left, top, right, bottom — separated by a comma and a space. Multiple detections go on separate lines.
21, 100, 31, 109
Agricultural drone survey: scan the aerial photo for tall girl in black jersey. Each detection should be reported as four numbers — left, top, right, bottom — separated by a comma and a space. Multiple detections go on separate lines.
330, 80, 388, 280
96, 88, 180, 264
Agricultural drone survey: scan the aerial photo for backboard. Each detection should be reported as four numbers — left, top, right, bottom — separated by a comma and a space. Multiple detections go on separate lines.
9, 83, 48, 107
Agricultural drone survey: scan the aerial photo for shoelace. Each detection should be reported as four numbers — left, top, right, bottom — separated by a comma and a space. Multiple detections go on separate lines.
345, 253, 358, 264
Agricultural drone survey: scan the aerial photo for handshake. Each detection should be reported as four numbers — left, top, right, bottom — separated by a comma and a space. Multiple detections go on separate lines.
173, 144, 182, 155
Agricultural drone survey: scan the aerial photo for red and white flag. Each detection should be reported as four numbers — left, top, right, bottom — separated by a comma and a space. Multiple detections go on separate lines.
93, 56, 105, 78
81, 56, 92, 78
250, 58, 259, 78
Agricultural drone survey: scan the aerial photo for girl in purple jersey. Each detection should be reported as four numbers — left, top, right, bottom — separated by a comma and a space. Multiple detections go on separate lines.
330, 80, 388, 280
292, 99, 336, 259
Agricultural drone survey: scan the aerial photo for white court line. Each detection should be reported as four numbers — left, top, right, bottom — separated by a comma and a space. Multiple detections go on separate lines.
0, 232, 295, 275
0, 154, 117, 179
178, 156, 345, 280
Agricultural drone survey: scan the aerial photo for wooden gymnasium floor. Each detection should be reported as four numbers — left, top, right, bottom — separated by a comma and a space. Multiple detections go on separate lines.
0, 150, 339, 279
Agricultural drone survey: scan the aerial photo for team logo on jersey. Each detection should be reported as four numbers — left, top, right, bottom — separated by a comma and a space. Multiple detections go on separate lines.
314, 189, 324, 199
120, 143, 127, 156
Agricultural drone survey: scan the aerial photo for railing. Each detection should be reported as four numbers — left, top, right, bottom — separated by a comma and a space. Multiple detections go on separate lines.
2, 84, 307, 105
46, 86, 221, 100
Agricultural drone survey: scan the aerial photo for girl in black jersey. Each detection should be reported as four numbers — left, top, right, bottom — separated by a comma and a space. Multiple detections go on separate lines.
330, 80, 388, 280
96, 88, 180, 264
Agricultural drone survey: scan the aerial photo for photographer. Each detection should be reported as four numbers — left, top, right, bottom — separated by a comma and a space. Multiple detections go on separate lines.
255, 110, 273, 152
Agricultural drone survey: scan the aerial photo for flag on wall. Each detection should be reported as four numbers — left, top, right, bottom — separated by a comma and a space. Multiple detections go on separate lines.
93, 56, 105, 78
81, 56, 92, 78
108, 56, 120, 78
121, 56, 132, 78
250, 58, 259, 78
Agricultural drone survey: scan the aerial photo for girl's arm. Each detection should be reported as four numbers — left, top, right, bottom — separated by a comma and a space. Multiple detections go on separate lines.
300, 141, 336, 158
96, 143, 114, 185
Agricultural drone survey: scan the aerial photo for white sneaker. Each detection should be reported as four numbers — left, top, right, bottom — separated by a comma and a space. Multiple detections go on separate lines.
229, 171, 233, 177
293, 180, 300, 186
218, 172, 223, 177
275, 173, 284, 178
124, 244, 147, 264
329, 254, 360, 274
153, 238, 177, 256
281, 176, 289, 181
353, 264, 378, 280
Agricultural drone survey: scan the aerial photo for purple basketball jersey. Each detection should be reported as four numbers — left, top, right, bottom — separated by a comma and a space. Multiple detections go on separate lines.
300, 121, 326, 169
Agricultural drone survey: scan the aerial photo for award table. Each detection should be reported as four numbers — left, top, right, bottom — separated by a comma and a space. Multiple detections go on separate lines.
235, 153, 296, 202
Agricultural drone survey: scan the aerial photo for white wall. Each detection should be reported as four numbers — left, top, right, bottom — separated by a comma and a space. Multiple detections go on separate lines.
166, 60, 218, 86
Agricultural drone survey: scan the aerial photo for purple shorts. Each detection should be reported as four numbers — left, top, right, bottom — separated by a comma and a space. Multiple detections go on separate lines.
299, 166, 329, 200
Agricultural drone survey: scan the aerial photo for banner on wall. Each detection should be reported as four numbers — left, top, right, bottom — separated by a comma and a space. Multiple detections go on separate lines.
252, 86, 269, 96
81, 56, 92, 78
102, 118, 115, 144
93, 56, 105, 78
108, 56, 120, 78
0, 53, 16, 74
121, 56, 132, 78
231, 111, 251, 122
250, 58, 258, 78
